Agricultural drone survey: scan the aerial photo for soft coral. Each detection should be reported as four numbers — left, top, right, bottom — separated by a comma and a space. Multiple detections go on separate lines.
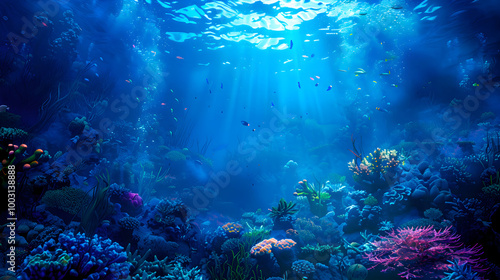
363, 226, 486, 279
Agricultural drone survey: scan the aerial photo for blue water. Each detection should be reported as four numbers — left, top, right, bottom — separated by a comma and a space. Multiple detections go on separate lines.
1, 0, 500, 279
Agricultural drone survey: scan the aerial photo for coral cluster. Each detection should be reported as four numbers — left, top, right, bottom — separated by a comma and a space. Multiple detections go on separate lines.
250, 238, 296, 256
19, 231, 130, 280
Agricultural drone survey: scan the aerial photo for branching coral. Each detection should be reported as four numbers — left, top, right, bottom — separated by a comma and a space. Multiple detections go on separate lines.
348, 148, 400, 190
364, 226, 485, 279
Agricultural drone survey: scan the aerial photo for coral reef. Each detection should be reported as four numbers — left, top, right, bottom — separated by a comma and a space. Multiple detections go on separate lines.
19, 231, 130, 280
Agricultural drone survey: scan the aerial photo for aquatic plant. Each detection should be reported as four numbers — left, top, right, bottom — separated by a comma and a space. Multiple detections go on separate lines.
78, 174, 114, 237
294, 179, 331, 217
137, 165, 169, 203
268, 198, 298, 220
208, 242, 265, 280
241, 225, 271, 251
364, 226, 485, 279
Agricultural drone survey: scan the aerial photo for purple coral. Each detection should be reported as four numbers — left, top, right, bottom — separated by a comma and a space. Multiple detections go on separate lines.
363, 226, 485, 279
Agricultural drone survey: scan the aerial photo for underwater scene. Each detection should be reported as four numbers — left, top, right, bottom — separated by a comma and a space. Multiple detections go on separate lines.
1, 0, 500, 279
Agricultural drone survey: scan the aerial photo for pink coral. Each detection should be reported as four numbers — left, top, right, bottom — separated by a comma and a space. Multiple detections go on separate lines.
364, 226, 485, 279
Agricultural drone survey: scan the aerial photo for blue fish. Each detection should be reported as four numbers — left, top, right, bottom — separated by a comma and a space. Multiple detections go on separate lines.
221, 83, 223, 89
290, 40, 293, 49
327, 85, 332, 91
298, 82, 301, 88
271, 102, 275, 108
241, 121, 250, 126
206, 78, 209, 84
315, 83, 319, 87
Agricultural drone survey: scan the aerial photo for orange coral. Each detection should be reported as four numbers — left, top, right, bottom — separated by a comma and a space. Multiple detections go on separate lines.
222, 222, 243, 235
275, 239, 297, 250
250, 238, 297, 255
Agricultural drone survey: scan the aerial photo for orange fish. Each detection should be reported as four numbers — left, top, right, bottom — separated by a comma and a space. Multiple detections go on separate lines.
176, 56, 184, 60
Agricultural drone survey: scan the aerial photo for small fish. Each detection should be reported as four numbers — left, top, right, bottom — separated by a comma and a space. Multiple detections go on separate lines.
315, 83, 319, 87
206, 78, 209, 84
241, 121, 250, 126
161, 103, 166, 105
315, 76, 320, 79
310, 54, 315, 57
221, 83, 223, 89
391, 84, 398, 87
472, 83, 479, 87
125, 79, 132, 83
391, 5, 403, 9
209, 90, 212, 94
380, 71, 390, 76
290, 40, 293, 49
195, 159, 203, 165
170, 108, 173, 113
84, 78, 89, 82
310, 77, 314, 81
99, 57, 103, 61
338, 69, 347, 72
373, 81, 377, 83
271, 102, 275, 108
376, 107, 389, 113
169, 131, 173, 136
173, 117, 178, 122
354, 68, 366, 75
175, 98, 179, 102
359, 12, 367, 15
298, 82, 301, 88
327, 85, 332, 91
176, 56, 184, 59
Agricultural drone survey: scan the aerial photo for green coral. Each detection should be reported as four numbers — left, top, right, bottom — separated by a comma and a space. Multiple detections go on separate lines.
165, 150, 186, 161
424, 208, 443, 221
363, 195, 378, 206
301, 244, 340, 256
294, 179, 331, 217
41, 187, 91, 216
0, 127, 28, 142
